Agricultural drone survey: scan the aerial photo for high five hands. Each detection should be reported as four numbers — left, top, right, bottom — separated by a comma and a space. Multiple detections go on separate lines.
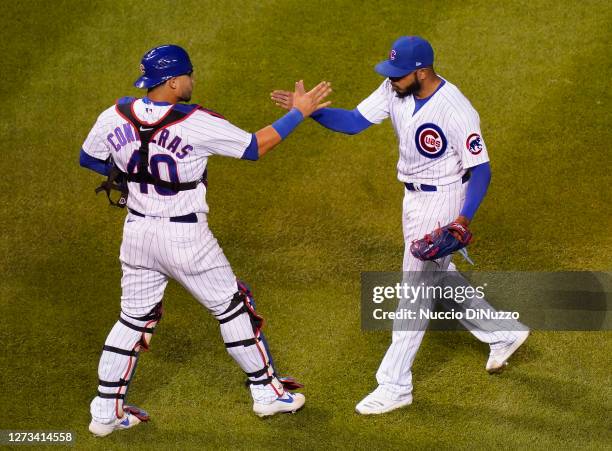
272, 81, 332, 115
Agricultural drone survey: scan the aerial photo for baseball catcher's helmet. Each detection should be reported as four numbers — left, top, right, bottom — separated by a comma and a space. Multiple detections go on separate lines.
134, 44, 193, 89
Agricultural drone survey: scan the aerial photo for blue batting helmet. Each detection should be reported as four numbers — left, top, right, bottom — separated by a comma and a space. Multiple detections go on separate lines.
134, 44, 193, 89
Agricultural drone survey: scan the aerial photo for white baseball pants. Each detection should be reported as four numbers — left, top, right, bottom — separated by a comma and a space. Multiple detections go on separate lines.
375, 183, 525, 399
91, 212, 281, 422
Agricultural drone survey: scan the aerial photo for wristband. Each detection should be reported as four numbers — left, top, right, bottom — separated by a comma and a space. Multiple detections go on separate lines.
271, 108, 304, 139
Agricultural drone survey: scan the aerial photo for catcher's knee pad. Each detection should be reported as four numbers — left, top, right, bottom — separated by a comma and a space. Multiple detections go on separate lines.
215, 289, 280, 391
94, 303, 163, 419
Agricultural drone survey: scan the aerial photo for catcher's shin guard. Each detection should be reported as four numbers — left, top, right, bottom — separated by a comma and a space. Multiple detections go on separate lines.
215, 290, 283, 396
236, 281, 276, 370
91, 304, 162, 421
237, 282, 303, 390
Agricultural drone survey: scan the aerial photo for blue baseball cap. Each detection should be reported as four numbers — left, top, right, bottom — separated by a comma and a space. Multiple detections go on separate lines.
375, 36, 434, 78
134, 44, 193, 89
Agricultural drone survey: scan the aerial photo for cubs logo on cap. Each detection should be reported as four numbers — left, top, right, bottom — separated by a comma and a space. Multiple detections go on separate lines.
375, 36, 434, 78
415, 123, 447, 159
466, 133, 483, 155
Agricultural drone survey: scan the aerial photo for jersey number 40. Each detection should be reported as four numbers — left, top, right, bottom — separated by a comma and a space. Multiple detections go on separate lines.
126, 150, 179, 196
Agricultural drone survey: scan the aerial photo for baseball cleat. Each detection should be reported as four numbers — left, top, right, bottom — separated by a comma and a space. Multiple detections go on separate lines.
253, 392, 305, 417
486, 330, 530, 374
355, 387, 412, 415
88, 406, 149, 437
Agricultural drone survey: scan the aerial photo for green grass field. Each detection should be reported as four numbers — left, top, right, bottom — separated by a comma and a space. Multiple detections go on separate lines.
1, 0, 611, 449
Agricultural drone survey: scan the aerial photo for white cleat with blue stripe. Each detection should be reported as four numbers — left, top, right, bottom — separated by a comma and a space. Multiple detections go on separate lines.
253, 392, 305, 417
89, 406, 149, 437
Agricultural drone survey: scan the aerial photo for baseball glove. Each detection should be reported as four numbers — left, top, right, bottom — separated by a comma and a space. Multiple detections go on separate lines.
410, 222, 473, 261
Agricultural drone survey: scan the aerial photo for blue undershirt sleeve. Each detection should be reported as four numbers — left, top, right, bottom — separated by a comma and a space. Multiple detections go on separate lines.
460, 162, 492, 220
271, 108, 304, 139
80, 149, 111, 176
310, 108, 373, 135
241, 134, 259, 161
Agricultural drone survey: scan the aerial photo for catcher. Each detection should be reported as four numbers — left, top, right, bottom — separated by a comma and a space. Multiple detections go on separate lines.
271, 36, 529, 414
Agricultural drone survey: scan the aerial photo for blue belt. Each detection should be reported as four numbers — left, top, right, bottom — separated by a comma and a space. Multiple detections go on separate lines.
404, 171, 471, 192
128, 209, 198, 223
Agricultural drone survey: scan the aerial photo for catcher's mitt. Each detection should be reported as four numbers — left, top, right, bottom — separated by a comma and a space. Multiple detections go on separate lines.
410, 222, 473, 261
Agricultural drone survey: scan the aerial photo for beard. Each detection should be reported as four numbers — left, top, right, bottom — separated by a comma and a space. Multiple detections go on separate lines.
394, 78, 421, 98
179, 91, 192, 102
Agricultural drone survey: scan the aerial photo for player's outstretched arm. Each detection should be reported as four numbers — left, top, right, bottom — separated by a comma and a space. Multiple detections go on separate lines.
254, 80, 332, 158
271, 88, 372, 135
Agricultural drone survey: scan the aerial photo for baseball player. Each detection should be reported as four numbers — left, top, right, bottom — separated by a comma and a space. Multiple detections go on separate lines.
271, 36, 529, 414
80, 44, 331, 436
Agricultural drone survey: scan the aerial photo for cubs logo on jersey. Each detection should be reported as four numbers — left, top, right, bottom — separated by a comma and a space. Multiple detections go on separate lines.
414, 123, 447, 159
466, 133, 483, 155
356, 78, 489, 185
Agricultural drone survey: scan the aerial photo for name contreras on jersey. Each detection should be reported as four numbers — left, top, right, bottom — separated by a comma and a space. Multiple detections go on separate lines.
107, 123, 193, 159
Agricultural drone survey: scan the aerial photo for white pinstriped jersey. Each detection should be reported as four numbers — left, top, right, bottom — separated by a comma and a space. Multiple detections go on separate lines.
82, 98, 251, 216
357, 77, 489, 185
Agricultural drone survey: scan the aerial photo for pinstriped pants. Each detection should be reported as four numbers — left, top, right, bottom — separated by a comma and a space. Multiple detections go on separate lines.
90, 213, 241, 421
374, 184, 523, 398
119, 212, 238, 317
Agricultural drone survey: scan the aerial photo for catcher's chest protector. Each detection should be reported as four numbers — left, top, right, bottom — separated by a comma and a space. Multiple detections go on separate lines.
116, 100, 207, 192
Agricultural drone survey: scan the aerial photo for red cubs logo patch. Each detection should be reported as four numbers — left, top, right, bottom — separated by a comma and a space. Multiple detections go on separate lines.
466, 133, 483, 155
415, 123, 447, 159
